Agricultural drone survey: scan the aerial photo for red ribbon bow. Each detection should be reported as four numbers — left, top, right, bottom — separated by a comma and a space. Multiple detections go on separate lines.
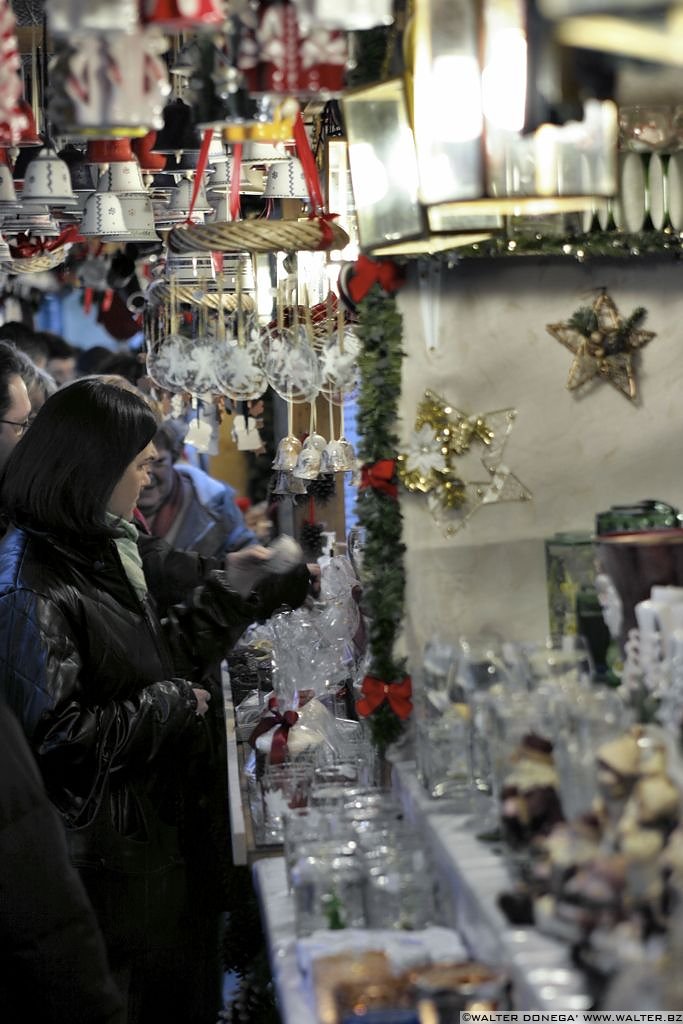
10, 223, 83, 259
347, 255, 405, 303
248, 696, 300, 764
360, 459, 398, 499
356, 675, 412, 720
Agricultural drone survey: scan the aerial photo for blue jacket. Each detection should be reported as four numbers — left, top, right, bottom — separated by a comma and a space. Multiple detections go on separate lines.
170, 464, 257, 557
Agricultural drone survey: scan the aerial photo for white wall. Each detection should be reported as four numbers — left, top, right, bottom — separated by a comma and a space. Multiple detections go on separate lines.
397, 258, 683, 663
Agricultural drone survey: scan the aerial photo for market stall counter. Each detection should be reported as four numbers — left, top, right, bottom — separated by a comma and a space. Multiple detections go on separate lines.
248, 757, 593, 1023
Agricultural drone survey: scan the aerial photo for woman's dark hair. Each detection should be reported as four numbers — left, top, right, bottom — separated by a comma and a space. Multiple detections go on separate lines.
1, 377, 157, 537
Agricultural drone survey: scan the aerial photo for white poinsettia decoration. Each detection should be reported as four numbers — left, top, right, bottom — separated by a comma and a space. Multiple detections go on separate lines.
404, 423, 445, 479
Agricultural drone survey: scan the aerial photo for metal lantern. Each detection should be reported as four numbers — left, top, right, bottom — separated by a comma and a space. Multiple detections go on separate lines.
411, 0, 618, 220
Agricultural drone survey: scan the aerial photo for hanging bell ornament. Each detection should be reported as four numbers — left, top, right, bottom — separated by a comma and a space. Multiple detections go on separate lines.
272, 435, 302, 472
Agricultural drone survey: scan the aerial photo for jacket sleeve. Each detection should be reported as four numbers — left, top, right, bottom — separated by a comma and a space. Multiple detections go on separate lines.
0, 704, 124, 1024
163, 569, 258, 680
137, 531, 222, 617
0, 588, 203, 792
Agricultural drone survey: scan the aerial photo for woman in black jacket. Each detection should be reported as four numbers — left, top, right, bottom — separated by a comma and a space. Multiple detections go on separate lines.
0, 378, 307, 1023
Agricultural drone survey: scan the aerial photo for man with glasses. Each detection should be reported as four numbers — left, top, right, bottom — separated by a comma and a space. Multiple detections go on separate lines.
0, 342, 31, 471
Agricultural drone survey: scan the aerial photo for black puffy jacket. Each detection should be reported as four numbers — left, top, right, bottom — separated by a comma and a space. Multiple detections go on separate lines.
0, 525, 256, 863
0, 701, 124, 1023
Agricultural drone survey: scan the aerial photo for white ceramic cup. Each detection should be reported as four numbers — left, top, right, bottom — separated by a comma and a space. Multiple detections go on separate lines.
635, 585, 683, 660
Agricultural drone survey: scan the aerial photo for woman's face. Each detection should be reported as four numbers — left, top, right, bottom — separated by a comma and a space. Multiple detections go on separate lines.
108, 442, 157, 521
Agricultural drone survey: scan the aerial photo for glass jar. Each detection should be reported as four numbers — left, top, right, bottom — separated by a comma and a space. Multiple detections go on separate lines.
363, 842, 436, 930
291, 839, 366, 937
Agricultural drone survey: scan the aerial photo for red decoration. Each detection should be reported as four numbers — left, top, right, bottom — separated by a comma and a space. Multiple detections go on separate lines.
347, 255, 405, 303
140, 0, 224, 28
229, 142, 242, 222
360, 458, 398, 499
9, 224, 82, 259
132, 131, 167, 171
86, 139, 135, 164
247, 695, 300, 765
238, 3, 347, 98
186, 127, 214, 223
356, 675, 413, 720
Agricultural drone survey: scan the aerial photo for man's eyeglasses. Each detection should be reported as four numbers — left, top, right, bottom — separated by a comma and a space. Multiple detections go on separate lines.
0, 417, 30, 437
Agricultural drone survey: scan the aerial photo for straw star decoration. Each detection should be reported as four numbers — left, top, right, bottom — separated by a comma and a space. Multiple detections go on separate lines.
546, 289, 655, 401
398, 389, 531, 535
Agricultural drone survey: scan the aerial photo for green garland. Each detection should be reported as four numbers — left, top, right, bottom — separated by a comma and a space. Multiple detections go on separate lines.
445, 230, 683, 262
355, 286, 408, 752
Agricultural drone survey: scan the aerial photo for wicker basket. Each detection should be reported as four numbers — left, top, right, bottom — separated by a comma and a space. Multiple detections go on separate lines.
168, 217, 350, 255
148, 281, 256, 311
8, 245, 71, 275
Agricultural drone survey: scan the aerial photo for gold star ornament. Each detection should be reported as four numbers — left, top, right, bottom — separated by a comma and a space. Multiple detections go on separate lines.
398, 390, 532, 536
546, 290, 655, 401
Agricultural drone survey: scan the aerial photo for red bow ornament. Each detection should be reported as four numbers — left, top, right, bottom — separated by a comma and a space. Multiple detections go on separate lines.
248, 696, 300, 765
360, 459, 398, 500
10, 223, 82, 259
356, 675, 413, 720
347, 255, 405, 303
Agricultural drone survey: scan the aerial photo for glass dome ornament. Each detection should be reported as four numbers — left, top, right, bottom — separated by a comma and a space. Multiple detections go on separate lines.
318, 326, 361, 399
215, 311, 268, 401
176, 337, 223, 395
168, 304, 224, 396
146, 333, 189, 391
265, 321, 322, 404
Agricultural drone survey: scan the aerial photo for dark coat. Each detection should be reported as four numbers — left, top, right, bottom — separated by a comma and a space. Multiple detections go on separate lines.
0, 701, 124, 1024
0, 525, 256, 863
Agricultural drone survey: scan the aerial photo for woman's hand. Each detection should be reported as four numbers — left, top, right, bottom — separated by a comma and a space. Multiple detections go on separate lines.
192, 688, 211, 717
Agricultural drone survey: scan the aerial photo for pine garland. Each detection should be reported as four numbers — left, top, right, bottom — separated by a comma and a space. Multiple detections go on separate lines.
568, 306, 598, 337
355, 286, 408, 751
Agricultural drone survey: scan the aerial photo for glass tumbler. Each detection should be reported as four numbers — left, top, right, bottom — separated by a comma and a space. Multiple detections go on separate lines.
363, 841, 436, 930
291, 839, 366, 937
417, 710, 471, 800
282, 806, 336, 889
261, 762, 314, 843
